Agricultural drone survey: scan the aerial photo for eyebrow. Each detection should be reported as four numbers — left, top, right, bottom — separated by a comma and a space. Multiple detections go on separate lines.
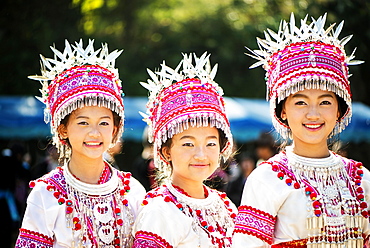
75, 115, 112, 119
292, 93, 335, 99
179, 135, 218, 140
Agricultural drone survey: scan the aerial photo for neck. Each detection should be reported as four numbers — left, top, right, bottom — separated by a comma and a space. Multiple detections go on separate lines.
68, 155, 106, 184
171, 179, 205, 199
290, 142, 330, 158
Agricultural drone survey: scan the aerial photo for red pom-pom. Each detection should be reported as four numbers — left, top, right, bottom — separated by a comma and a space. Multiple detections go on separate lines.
313, 200, 321, 208
74, 223, 82, 230
73, 217, 80, 223
196, 210, 202, 216
66, 206, 73, 214
53, 192, 61, 198
277, 172, 284, 179
164, 196, 171, 202
29, 181, 36, 188
293, 182, 300, 189
230, 213, 237, 218
272, 165, 279, 172
117, 218, 123, 225
285, 178, 292, 186
120, 189, 126, 195
142, 200, 148, 205
361, 211, 369, 218
360, 202, 368, 209
357, 187, 364, 193
201, 221, 208, 227
207, 226, 214, 232
46, 185, 55, 191
58, 198, 65, 205
115, 208, 121, 214
122, 199, 128, 205
357, 194, 365, 201
310, 192, 317, 200
314, 209, 322, 217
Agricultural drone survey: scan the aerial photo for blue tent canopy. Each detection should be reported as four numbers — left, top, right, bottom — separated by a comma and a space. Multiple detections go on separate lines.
0, 96, 369, 143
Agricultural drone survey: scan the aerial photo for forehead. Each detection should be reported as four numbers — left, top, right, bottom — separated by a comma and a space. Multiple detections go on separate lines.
71, 106, 113, 117
174, 126, 219, 139
289, 89, 337, 98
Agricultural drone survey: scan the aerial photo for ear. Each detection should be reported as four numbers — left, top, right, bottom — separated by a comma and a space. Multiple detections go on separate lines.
57, 124, 68, 139
112, 126, 118, 143
280, 107, 287, 121
161, 146, 171, 161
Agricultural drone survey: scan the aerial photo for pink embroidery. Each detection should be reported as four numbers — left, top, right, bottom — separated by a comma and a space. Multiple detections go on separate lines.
134, 230, 173, 248
15, 228, 54, 248
234, 205, 276, 245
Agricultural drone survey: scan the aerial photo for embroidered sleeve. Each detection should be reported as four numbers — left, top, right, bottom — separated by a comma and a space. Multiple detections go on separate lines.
15, 228, 54, 248
234, 205, 276, 244
133, 230, 173, 248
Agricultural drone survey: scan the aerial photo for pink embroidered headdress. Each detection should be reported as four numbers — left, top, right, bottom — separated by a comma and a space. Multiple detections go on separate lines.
29, 39, 124, 161
246, 13, 363, 139
140, 52, 233, 181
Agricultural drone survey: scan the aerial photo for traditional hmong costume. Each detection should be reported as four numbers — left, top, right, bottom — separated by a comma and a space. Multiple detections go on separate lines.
132, 53, 237, 247
15, 40, 146, 247
232, 14, 370, 247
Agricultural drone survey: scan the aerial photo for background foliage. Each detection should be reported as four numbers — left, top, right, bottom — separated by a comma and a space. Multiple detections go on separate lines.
1, 0, 370, 104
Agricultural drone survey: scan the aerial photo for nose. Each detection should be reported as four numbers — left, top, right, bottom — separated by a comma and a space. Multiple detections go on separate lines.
89, 126, 101, 138
193, 146, 207, 161
306, 105, 320, 120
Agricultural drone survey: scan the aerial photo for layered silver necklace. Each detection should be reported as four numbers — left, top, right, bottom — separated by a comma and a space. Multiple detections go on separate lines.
286, 146, 364, 248
64, 164, 134, 247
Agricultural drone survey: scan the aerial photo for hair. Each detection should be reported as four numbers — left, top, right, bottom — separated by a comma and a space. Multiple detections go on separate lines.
56, 108, 122, 165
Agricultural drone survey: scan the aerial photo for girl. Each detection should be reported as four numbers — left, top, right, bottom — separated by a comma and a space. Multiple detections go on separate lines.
133, 53, 237, 247
232, 13, 370, 247
15, 40, 146, 247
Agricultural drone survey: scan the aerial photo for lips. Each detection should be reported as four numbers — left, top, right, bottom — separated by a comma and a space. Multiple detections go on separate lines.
190, 164, 209, 167
84, 142, 102, 146
303, 123, 323, 129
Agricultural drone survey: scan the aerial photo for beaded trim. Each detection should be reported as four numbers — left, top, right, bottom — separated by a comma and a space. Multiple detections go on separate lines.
141, 184, 236, 247
15, 228, 54, 248
233, 205, 276, 245
28, 166, 135, 247
133, 230, 174, 248
271, 239, 307, 248
265, 148, 368, 247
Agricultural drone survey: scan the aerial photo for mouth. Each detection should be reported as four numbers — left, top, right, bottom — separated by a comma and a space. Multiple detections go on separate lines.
84, 142, 102, 147
190, 164, 210, 168
303, 123, 323, 130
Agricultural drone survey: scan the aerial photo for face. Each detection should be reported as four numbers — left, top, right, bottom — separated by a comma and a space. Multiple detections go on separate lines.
281, 89, 340, 151
58, 106, 117, 162
162, 126, 221, 185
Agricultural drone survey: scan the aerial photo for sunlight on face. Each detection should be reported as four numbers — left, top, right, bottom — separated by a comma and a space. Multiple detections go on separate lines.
59, 106, 117, 163
162, 126, 221, 185
281, 89, 340, 155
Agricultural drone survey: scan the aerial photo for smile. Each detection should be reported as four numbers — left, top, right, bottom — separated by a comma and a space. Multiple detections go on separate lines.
303, 124, 323, 129
190, 164, 210, 167
84, 142, 102, 146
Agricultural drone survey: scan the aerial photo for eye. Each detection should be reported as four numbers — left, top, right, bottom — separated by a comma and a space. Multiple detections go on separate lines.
320, 100, 332, 105
294, 100, 306, 106
100, 121, 110, 126
207, 142, 218, 147
182, 142, 194, 147
77, 121, 88, 125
